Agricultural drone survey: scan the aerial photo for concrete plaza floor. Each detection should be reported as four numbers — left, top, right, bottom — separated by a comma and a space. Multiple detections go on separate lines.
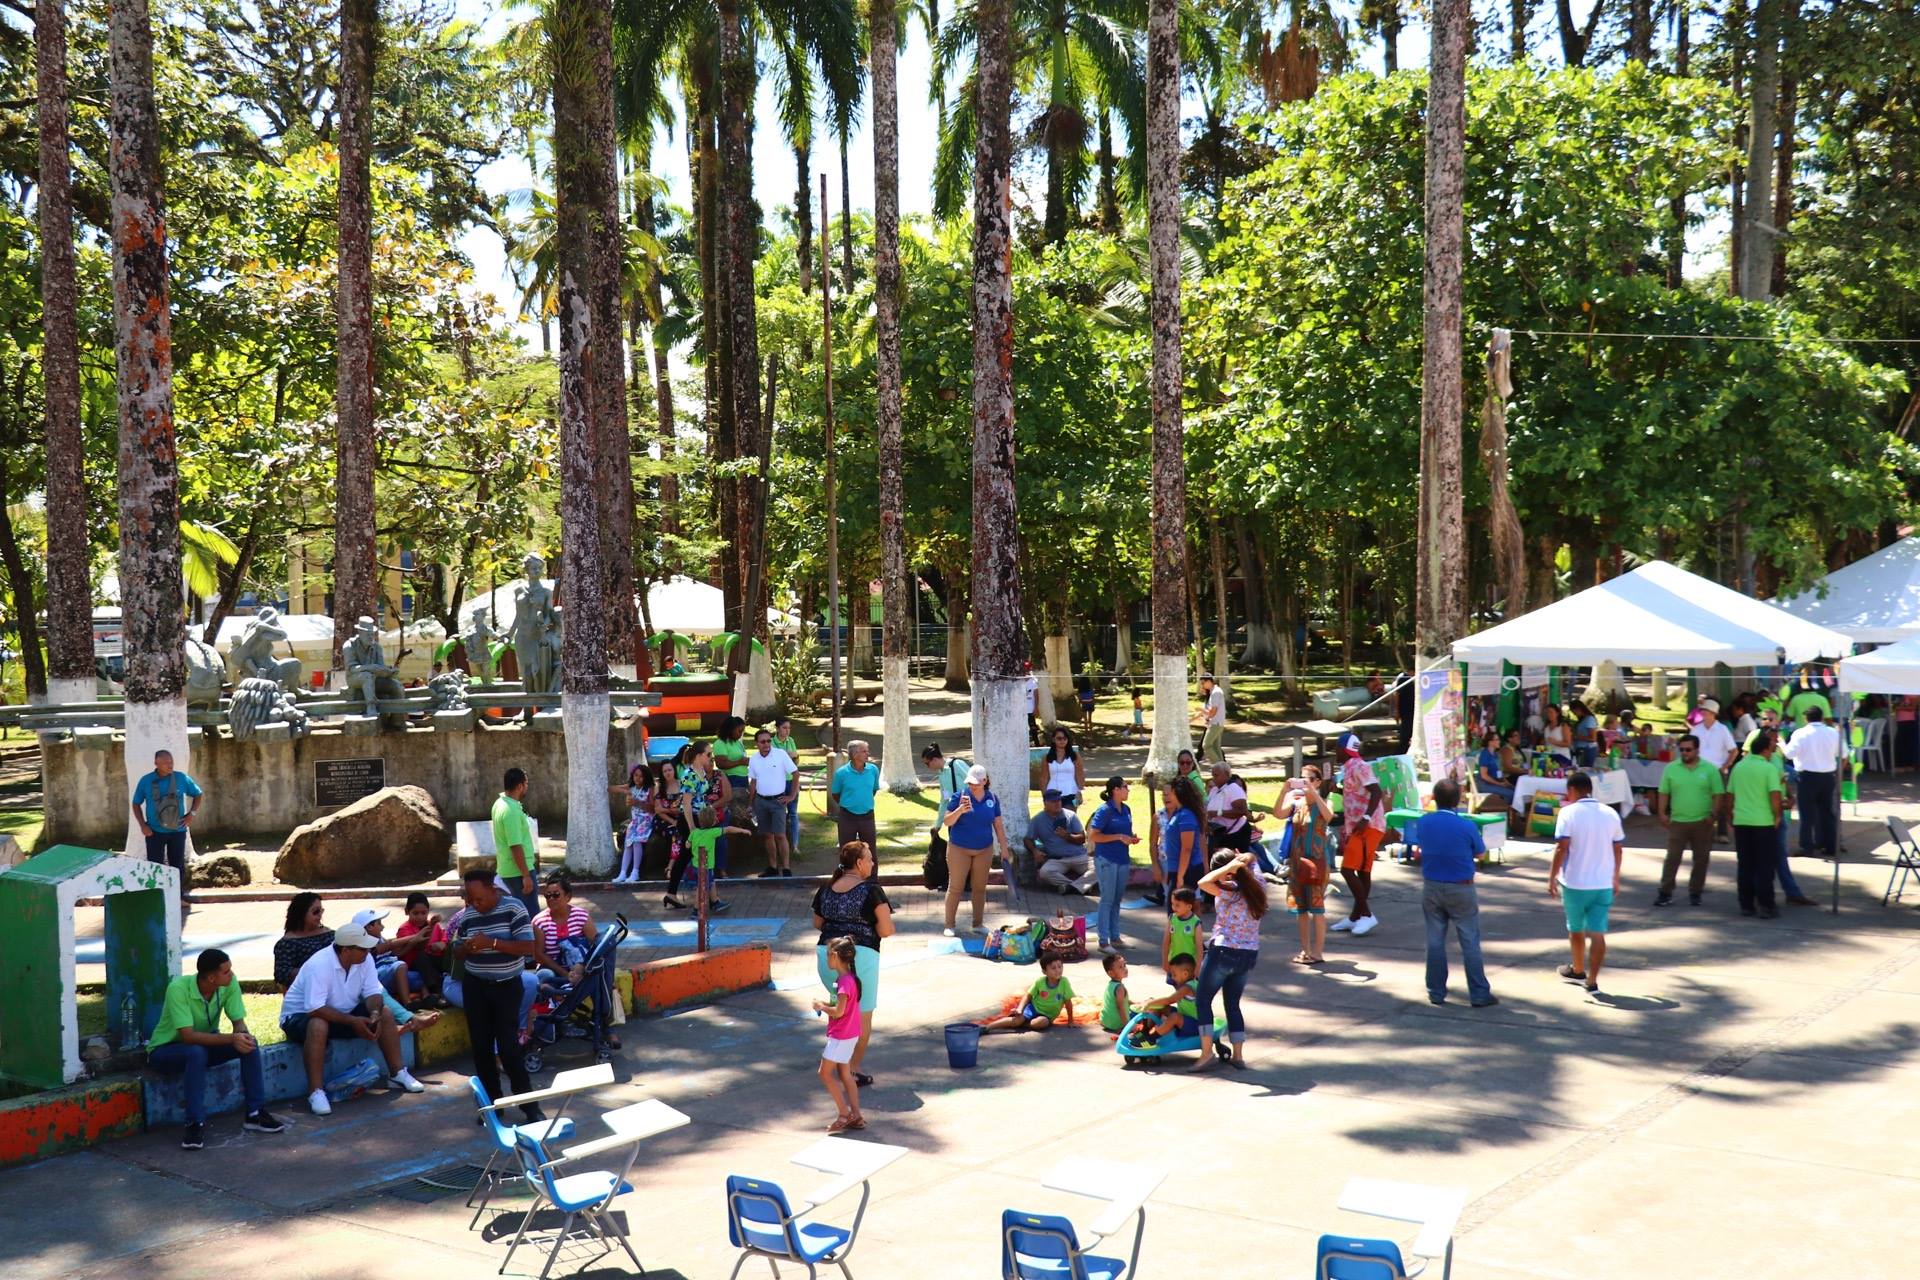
16, 794, 1920, 1279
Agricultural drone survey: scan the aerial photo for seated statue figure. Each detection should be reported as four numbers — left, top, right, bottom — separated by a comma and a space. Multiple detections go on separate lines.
342, 616, 406, 727
232, 606, 304, 693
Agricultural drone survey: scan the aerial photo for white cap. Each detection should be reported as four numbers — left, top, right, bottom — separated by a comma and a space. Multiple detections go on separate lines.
965, 764, 989, 785
349, 908, 388, 929
1700, 698, 1720, 713
332, 923, 377, 949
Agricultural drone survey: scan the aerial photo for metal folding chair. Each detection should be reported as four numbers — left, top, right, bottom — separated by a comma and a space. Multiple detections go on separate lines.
1884, 816, 1920, 906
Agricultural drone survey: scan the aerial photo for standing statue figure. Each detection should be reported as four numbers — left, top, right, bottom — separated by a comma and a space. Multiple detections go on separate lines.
510, 553, 559, 696
463, 606, 502, 685
231, 606, 304, 693
342, 615, 406, 727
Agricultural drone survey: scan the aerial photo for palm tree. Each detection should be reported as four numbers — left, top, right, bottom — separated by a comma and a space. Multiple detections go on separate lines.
35, 0, 93, 707
1416, 0, 1467, 671
968, 0, 1028, 830
932, 0, 1146, 247
1143, 0, 1189, 778
551, 0, 617, 872
871, 0, 917, 792
333, 0, 377, 670
107, 0, 189, 855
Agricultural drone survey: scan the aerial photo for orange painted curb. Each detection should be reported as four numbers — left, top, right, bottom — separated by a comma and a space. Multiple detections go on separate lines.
630, 943, 771, 1014
0, 1077, 144, 1167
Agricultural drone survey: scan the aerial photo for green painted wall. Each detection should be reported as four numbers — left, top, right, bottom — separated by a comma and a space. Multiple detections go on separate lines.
0, 872, 64, 1088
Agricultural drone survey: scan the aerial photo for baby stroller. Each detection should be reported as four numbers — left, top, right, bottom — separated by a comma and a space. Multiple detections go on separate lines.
524, 912, 627, 1074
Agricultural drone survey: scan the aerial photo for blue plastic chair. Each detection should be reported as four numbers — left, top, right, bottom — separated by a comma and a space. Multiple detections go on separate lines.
1315, 1234, 1416, 1279
1001, 1210, 1126, 1280
498, 1128, 643, 1278
724, 1174, 858, 1279
466, 1076, 575, 1228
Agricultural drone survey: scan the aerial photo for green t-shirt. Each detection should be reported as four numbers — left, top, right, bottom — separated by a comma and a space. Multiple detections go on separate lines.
491, 793, 536, 878
772, 735, 800, 766
1657, 759, 1725, 824
1727, 754, 1783, 827
1101, 978, 1129, 1033
1027, 974, 1075, 1019
688, 824, 724, 870
713, 738, 750, 779
1166, 912, 1201, 963
148, 973, 246, 1049
1173, 981, 1197, 1021
1785, 689, 1831, 724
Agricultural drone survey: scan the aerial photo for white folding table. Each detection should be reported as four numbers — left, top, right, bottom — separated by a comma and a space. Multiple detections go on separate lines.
1337, 1176, 1467, 1279
1041, 1155, 1167, 1276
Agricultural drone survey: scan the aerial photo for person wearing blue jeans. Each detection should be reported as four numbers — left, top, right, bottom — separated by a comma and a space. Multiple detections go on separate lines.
1086, 777, 1140, 952
145, 947, 287, 1150
1416, 780, 1498, 1007
1192, 850, 1267, 1071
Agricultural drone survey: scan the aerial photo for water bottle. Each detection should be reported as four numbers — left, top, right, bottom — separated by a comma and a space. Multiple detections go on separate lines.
120, 993, 138, 1051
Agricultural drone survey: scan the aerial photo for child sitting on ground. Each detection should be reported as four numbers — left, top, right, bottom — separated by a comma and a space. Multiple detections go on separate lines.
394, 891, 447, 1004
1099, 952, 1134, 1036
1126, 953, 1198, 1047
1162, 888, 1205, 975
983, 955, 1076, 1033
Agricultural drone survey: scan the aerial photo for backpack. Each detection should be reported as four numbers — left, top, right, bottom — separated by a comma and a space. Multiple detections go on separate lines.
922, 830, 950, 890
1040, 912, 1087, 965
999, 920, 1040, 965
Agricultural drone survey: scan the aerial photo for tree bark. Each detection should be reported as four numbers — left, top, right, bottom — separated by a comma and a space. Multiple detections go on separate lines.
1096, 108, 1120, 233
1507, 0, 1526, 63
1666, 0, 1690, 288
840, 130, 854, 294
551, 0, 613, 872
1208, 516, 1231, 693
1145, 0, 1191, 779
872, 0, 916, 792
37, 0, 92, 704
1112, 590, 1132, 674
1417, 0, 1469, 671
1555, 0, 1604, 66
584, 0, 635, 673
1739, 0, 1781, 301
1235, 518, 1277, 667
1384, 6, 1404, 72
1770, 0, 1800, 298
718, 0, 764, 683
332, 0, 377, 666
944, 568, 970, 690
636, 184, 679, 554
1628, 0, 1653, 62
109, 0, 189, 857
1479, 330, 1527, 617
795, 136, 814, 364
969, 0, 1027, 834
0, 447, 47, 700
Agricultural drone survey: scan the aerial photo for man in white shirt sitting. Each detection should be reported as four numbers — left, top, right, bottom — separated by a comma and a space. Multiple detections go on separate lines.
278, 922, 423, 1116
1784, 706, 1843, 859
1549, 772, 1625, 998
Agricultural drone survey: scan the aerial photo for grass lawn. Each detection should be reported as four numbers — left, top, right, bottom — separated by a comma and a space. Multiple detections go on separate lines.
76, 990, 287, 1046
0, 806, 43, 852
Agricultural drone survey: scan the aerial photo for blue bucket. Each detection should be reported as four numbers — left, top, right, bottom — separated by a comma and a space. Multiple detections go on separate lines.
944, 1022, 982, 1070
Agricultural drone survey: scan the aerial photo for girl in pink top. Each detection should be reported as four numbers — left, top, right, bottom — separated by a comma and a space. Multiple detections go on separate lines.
812, 936, 865, 1133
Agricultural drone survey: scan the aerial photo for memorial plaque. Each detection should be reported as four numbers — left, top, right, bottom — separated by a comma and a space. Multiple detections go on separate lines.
315, 757, 386, 808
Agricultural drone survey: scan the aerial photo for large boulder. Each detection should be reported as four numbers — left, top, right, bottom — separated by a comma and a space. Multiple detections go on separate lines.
188, 852, 252, 889
275, 785, 449, 884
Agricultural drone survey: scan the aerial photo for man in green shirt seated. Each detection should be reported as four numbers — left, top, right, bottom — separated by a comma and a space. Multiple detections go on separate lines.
146, 947, 288, 1151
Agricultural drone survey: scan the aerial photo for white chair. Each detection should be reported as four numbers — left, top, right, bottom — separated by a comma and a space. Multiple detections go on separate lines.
1857, 717, 1889, 774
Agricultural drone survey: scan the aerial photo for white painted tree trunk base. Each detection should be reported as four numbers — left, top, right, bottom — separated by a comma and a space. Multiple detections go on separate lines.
123, 696, 191, 862
746, 646, 777, 720
46, 676, 95, 709
973, 675, 1030, 840
878, 655, 919, 793
1243, 622, 1278, 669
1044, 634, 1072, 701
1146, 653, 1191, 781
1034, 672, 1057, 729
610, 663, 637, 682
562, 691, 615, 875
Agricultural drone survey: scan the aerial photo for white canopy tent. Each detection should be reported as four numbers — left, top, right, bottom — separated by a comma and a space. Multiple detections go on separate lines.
1451, 561, 1853, 667
1776, 535, 1920, 644
455, 575, 796, 640
1837, 637, 1920, 695
196, 613, 336, 650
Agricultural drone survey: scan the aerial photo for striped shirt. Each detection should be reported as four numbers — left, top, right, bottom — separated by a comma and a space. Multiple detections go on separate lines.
453, 894, 534, 981
532, 904, 591, 956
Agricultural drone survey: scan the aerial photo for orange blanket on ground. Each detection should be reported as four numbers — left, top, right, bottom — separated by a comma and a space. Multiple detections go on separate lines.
975, 992, 1104, 1027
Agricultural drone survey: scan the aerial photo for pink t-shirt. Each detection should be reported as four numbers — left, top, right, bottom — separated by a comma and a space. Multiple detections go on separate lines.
826, 972, 862, 1040
1341, 758, 1386, 834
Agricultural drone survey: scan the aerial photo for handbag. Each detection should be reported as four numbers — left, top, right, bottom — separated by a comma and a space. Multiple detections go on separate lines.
999, 921, 1039, 965
1040, 911, 1087, 964
923, 830, 950, 890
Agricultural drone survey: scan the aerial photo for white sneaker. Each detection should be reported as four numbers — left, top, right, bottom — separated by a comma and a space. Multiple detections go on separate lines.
389, 1069, 425, 1094
308, 1089, 332, 1116
942, 928, 957, 938
1330, 918, 1356, 932
1352, 915, 1380, 936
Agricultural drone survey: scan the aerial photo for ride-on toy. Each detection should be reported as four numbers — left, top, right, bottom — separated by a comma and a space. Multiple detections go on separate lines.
1113, 1010, 1230, 1066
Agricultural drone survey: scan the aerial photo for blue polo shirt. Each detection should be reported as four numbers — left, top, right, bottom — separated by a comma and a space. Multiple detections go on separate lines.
1161, 807, 1201, 874
830, 762, 880, 815
1088, 801, 1134, 866
945, 787, 1002, 847
1418, 808, 1485, 883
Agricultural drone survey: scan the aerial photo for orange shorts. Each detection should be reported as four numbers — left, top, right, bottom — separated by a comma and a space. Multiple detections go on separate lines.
1340, 826, 1384, 872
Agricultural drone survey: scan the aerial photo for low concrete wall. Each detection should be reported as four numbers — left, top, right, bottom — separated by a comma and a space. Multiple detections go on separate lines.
0, 1077, 143, 1165
44, 719, 649, 846
142, 1033, 418, 1126
630, 943, 772, 1014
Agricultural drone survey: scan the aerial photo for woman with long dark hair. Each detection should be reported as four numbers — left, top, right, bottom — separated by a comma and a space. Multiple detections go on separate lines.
273, 893, 332, 992
1042, 726, 1086, 808
1162, 775, 1207, 901
811, 841, 894, 1086
1192, 849, 1267, 1071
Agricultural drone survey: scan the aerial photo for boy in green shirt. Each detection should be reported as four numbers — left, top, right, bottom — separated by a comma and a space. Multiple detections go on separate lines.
1099, 952, 1135, 1034
1127, 953, 1200, 1046
983, 956, 1076, 1032
685, 807, 753, 916
1162, 888, 1205, 973
146, 948, 287, 1149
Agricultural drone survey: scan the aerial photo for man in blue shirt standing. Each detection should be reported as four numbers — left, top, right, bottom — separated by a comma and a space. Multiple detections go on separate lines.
830, 739, 881, 851
132, 749, 202, 922
1418, 780, 1498, 1008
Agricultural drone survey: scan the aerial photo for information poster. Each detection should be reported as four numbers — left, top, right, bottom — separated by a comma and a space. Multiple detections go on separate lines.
1415, 667, 1469, 784
1466, 662, 1502, 696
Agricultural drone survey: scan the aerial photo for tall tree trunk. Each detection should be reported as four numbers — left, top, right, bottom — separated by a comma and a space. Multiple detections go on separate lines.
109, 0, 189, 861
1506, 0, 1525, 62
840, 130, 855, 293
0, 448, 47, 699
1236, 518, 1276, 667
872, 0, 917, 792
639, 186, 679, 554
795, 136, 814, 364
1417, 0, 1469, 676
1554, 0, 1603, 65
551, 0, 613, 873
692, 67, 736, 614
585, 0, 635, 674
944, 568, 970, 690
1383, 6, 1404, 72
969, 0, 1027, 835
332, 0, 378, 668
1739, 0, 1780, 301
1043, 124, 1069, 247
1096, 108, 1120, 233
1112, 590, 1132, 674
1666, 0, 1689, 288
1479, 330, 1527, 617
1628, 0, 1653, 62
1208, 517, 1231, 694
37, 0, 92, 706
1771, 0, 1799, 298
719, 0, 764, 686
1145, 0, 1190, 778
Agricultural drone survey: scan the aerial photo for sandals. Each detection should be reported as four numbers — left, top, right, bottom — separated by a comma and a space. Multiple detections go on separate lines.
1292, 952, 1325, 966
843, 1114, 867, 1131
827, 1114, 867, 1134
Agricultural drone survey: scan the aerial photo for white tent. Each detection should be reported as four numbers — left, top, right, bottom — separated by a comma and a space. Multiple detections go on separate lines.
1451, 561, 1853, 667
1775, 535, 1920, 644
455, 575, 796, 640
197, 613, 335, 650
1837, 637, 1920, 694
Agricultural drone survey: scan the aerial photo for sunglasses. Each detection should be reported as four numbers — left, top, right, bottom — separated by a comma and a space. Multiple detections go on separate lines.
543, 888, 566, 898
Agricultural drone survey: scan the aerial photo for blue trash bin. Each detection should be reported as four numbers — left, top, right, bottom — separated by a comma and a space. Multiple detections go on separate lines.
944, 1022, 982, 1070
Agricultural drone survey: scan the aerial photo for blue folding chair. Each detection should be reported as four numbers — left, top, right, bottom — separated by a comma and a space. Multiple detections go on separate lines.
1001, 1210, 1126, 1280
724, 1174, 860, 1279
498, 1128, 645, 1278
1315, 1234, 1418, 1279
466, 1076, 576, 1228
